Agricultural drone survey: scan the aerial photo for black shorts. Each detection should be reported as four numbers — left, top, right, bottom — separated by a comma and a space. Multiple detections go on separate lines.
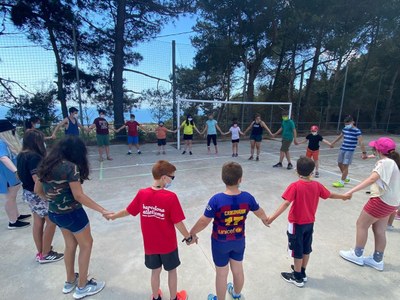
157, 139, 166, 146
231, 139, 239, 144
207, 134, 217, 146
287, 223, 314, 259
145, 248, 180, 271
183, 134, 193, 140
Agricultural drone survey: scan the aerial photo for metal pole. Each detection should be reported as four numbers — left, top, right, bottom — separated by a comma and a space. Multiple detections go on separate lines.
172, 40, 177, 130
337, 64, 349, 132
72, 26, 84, 127
177, 98, 180, 150
241, 52, 248, 128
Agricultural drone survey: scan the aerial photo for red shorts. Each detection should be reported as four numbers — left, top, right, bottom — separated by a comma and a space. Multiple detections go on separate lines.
363, 197, 397, 219
306, 148, 320, 161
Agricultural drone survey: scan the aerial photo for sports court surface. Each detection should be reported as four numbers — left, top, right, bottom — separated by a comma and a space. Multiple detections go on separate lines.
1, 134, 399, 300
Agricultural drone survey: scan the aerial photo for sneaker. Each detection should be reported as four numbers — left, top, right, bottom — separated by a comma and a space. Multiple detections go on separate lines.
127, 151, 132, 155
17, 214, 32, 221
39, 250, 64, 264
157, 152, 161, 155
273, 162, 282, 168
99, 157, 104, 162
227, 282, 242, 299
189, 151, 193, 155
232, 153, 235, 157
248, 156, 254, 160
35, 252, 42, 262
63, 273, 79, 294
344, 178, 351, 183
137, 150, 142, 154
339, 249, 364, 266
280, 272, 304, 287
332, 181, 345, 188
182, 151, 186, 155
73, 279, 105, 299
207, 294, 217, 300
162, 151, 166, 155
363, 256, 384, 271
256, 156, 259, 161
106, 156, 113, 160
176, 290, 188, 300
151, 288, 162, 300
8, 220, 30, 229
314, 172, 319, 178
290, 265, 308, 282
387, 225, 395, 231
235, 153, 238, 157
287, 163, 293, 170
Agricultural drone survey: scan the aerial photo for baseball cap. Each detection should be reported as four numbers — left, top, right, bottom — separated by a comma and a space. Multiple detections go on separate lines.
0, 119, 15, 133
310, 125, 319, 131
368, 137, 396, 155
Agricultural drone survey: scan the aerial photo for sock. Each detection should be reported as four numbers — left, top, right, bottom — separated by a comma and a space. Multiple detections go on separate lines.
293, 271, 303, 281
354, 247, 364, 257
232, 290, 241, 298
301, 267, 306, 276
153, 297, 161, 300
373, 251, 384, 262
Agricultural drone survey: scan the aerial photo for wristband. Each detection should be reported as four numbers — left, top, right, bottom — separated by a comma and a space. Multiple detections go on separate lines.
182, 236, 193, 243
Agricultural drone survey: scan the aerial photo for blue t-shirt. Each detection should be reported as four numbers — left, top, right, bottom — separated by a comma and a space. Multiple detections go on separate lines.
341, 127, 361, 152
0, 139, 20, 194
204, 191, 260, 241
206, 119, 218, 135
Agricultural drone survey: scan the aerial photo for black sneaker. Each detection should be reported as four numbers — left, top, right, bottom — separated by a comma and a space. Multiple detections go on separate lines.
273, 162, 282, 168
287, 163, 293, 170
39, 250, 64, 264
182, 151, 186, 155
248, 156, 254, 160
8, 220, 30, 230
281, 272, 304, 287
137, 150, 141, 154
189, 151, 193, 155
127, 151, 132, 155
17, 214, 32, 221
290, 265, 308, 282
256, 156, 259, 161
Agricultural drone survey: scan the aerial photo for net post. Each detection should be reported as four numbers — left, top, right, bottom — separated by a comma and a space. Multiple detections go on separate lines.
177, 98, 181, 150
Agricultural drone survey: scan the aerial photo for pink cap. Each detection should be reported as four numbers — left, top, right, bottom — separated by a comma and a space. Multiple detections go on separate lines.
368, 137, 396, 155
310, 125, 319, 131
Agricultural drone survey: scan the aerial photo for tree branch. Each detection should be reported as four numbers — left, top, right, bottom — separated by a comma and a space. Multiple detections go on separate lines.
0, 77, 34, 95
123, 68, 172, 84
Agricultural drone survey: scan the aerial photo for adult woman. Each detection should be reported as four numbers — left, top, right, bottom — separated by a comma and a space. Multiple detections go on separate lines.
340, 137, 400, 271
0, 119, 31, 229
243, 113, 273, 161
35, 136, 110, 298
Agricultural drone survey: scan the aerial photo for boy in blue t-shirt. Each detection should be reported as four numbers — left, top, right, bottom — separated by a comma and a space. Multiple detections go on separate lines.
190, 162, 269, 300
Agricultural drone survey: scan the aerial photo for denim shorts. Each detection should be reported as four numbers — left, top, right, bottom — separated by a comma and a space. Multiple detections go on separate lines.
48, 207, 89, 234
337, 149, 354, 165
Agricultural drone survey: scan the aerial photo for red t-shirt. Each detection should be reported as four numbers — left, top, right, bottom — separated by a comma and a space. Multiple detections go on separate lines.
125, 121, 139, 136
93, 117, 109, 135
126, 187, 185, 255
282, 180, 331, 224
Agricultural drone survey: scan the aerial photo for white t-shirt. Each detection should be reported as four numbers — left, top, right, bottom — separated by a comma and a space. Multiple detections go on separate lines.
229, 126, 241, 140
370, 158, 400, 206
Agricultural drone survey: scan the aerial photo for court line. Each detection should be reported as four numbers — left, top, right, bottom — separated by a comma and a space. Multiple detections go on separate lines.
99, 161, 104, 180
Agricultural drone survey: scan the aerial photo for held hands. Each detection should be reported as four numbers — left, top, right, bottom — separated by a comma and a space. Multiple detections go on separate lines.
182, 234, 198, 245
102, 211, 115, 220
342, 192, 352, 201
262, 216, 271, 227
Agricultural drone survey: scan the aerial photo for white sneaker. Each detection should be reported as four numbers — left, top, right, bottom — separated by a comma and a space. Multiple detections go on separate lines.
387, 225, 395, 231
363, 256, 384, 271
339, 249, 364, 266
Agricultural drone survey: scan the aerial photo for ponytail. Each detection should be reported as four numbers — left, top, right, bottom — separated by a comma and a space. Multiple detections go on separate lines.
387, 150, 400, 169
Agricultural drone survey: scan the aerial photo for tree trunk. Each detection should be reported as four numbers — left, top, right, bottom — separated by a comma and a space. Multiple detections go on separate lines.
288, 42, 297, 103
325, 55, 343, 128
113, 0, 127, 134
48, 26, 67, 118
271, 40, 286, 100
382, 65, 399, 124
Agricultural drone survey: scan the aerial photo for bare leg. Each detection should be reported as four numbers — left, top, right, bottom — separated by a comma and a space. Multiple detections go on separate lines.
215, 265, 229, 300
188, 140, 192, 151
151, 267, 162, 298
231, 143, 235, 154
60, 228, 78, 283
284, 151, 291, 163
279, 151, 285, 163
32, 213, 45, 253
293, 258, 303, 273
105, 146, 111, 158
73, 225, 93, 288
355, 210, 378, 248
387, 211, 396, 226
215, 145, 218, 154
314, 159, 319, 172
372, 216, 390, 253
168, 268, 177, 300
230, 259, 244, 295
250, 140, 255, 156
134, 143, 140, 151
341, 164, 349, 181
98, 147, 103, 159
301, 254, 310, 269
5, 185, 20, 223
255, 142, 261, 156
42, 216, 57, 255
128, 143, 132, 151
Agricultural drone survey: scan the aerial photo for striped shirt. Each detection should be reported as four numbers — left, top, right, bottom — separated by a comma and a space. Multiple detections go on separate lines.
340, 127, 361, 151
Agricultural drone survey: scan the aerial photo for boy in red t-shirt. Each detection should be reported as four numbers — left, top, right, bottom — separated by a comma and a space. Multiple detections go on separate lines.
267, 157, 350, 287
106, 160, 195, 300
115, 114, 148, 155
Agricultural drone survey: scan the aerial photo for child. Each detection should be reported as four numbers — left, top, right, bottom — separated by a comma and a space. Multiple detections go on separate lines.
266, 156, 350, 287
17, 129, 64, 263
0, 119, 31, 229
223, 119, 244, 157
52, 107, 86, 138
106, 160, 194, 300
88, 109, 113, 161
189, 162, 269, 299
272, 110, 297, 169
340, 137, 400, 271
243, 113, 273, 161
154, 121, 176, 155
35, 136, 110, 299
178, 114, 201, 155
115, 114, 147, 155
201, 113, 223, 154
296, 125, 333, 177
330, 115, 367, 187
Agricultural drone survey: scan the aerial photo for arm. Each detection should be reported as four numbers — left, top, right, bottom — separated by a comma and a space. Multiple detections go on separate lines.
261, 121, 273, 136
345, 172, 380, 195
88, 123, 96, 131
266, 200, 290, 225
51, 118, 68, 138
243, 121, 254, 135
34, 180, 46, 199
331, 133, 343, 146
329, 192, 351, 201
216, 124, 224, 135
200, 124, 207, 135
175, 221, 197, 245
115, 124, 126, 133
253, 207, 270, 226
194, 125, 202, 134
273, 127, 282, 136
358, 135, 367, 159
138, 124, 147, 132
189, 215, 212, 236
293, 128, 298, 144
106, 208, 130, 220
297, 138, 307, 145
0, 156, 17, 173
69, 181, 110, 214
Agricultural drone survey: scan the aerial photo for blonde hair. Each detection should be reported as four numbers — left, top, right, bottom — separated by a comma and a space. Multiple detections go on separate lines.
0, 130, 22, 155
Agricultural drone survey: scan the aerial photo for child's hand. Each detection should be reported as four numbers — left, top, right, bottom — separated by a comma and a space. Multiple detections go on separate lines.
343, 192, 352, 201
102, 211, 115, 220
262, 218, 271, 227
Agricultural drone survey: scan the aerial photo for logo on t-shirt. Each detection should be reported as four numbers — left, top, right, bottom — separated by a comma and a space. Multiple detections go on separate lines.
142, 204, 165, 220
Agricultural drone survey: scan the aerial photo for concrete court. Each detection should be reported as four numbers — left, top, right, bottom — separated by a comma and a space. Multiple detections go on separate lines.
1, 134, 399, 300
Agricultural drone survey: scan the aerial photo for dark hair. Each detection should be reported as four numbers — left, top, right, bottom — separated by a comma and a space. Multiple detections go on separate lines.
281, 110, 289, 116
185, 114, 194, 126
69, 107, 78, 114
98, 109, 106, 115
387, 151, 400, 169
344, 115, 353, 123
25, 117, 40, 129
254, 113, 261, 120
232, 118, 238, 125
152, 160, 176, 180
130, 114, 135, 118
22, 129, 46, 157
38, 136, 89, 183
296, 156, 315, 177
222, 162, 242, 186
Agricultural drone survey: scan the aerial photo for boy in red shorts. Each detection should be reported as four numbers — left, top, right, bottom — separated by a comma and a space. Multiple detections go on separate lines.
266, 157, 350, 287
190, 162, 269, 299
106, 160, 195, 300
296, 125, 333, 177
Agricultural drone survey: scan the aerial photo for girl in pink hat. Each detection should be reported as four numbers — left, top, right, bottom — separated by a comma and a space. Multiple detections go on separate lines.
339, 137, 400, 271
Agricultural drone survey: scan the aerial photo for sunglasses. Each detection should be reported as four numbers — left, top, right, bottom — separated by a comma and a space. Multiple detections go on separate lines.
165, 175, 175, 180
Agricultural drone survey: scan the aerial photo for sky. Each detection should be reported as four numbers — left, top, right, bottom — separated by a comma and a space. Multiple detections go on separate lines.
0, 14, 198, 121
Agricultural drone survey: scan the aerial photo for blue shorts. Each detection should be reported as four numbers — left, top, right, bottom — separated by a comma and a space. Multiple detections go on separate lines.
128, 136, 139, 144
48, 207, 89, 234
337, 149, 354, 165
211, 238, 245, 267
